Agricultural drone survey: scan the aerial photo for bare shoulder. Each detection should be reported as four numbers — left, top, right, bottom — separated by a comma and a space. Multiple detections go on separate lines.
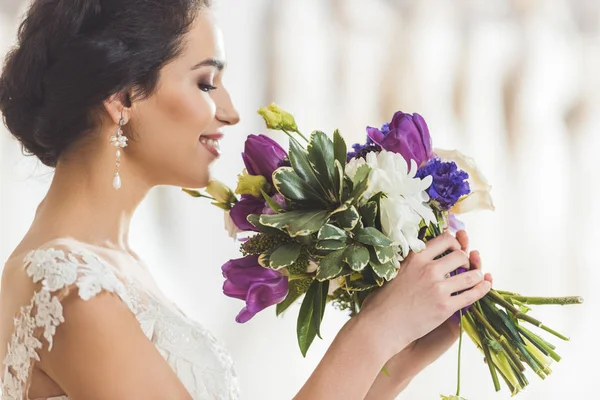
0, 240, 193, 399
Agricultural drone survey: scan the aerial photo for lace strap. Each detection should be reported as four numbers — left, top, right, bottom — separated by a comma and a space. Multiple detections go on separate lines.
1, 247, 133, 400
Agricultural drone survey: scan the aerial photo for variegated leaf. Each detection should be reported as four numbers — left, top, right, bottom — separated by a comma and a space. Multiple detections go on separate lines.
370, 261, 398, 281
343, 244, 370, 272
316, 249, 345, 281
354, 227, 393, 247
317, 224, 347, 241
269, 242, 302, 270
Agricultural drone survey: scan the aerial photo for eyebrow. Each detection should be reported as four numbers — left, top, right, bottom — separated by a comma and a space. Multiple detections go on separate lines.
191, 58, 226, 71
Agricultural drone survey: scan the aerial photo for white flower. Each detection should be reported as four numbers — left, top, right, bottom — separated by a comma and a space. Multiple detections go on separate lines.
434, 148, 495, 214
347, 151, 436, 258
224, 211, 241, 239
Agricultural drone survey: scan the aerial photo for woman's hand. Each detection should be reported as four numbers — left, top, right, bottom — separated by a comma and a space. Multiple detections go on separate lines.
357, 232, 492, 358
295, 231, 492, 400
364, 231, 493, 399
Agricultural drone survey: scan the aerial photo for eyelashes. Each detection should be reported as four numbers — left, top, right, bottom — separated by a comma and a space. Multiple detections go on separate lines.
198, 83, 217, 93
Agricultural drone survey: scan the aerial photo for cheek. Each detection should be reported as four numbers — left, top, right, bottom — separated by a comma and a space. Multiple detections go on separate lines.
159, 87, 216, 134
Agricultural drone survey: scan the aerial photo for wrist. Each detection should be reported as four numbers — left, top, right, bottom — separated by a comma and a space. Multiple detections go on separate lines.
350, 311, 411, 362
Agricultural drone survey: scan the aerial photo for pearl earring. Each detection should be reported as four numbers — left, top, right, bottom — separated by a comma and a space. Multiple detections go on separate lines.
109, 113, 128, 190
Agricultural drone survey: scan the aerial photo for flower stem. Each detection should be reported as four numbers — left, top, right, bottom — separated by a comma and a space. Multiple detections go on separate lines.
181, 188, 216, 200
283, 128, 309, 143
503, 295, 583, 306
455, 310, 464, 396
486, 291, 570, 341
471, 305, 525, 372
517, 325, 561, 361
472, 314, 501, 391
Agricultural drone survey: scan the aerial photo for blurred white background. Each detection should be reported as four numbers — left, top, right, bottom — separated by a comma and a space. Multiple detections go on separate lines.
1, 0, 599, 399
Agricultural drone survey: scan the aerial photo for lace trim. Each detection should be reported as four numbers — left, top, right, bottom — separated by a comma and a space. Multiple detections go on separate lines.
1, 248, 132, 400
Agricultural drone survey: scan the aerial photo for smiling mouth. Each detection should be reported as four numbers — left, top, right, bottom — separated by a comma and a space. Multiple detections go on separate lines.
200, 134, 222, 157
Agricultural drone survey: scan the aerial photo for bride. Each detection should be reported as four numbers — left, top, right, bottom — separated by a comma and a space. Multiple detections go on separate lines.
0, 1, 492, 399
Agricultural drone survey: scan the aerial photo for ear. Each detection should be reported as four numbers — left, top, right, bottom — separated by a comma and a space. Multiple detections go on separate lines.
103, 92, 132, 125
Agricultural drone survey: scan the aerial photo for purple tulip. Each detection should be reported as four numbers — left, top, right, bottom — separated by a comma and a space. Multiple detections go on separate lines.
367, 111, 433, 170
229, 195, 265, 232
222, 255, 289, 323
242, 134, 288, 183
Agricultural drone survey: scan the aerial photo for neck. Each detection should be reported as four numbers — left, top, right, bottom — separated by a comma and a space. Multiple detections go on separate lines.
29, 151, 152, 251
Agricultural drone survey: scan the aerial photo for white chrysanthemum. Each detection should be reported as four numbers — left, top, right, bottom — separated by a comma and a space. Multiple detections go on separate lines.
346, 151, 435, 258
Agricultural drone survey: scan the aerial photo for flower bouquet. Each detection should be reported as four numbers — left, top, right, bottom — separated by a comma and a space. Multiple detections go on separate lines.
184, 104, 582, 398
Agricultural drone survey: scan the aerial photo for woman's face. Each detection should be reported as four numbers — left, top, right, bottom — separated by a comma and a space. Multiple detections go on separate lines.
126, 9, 239, 189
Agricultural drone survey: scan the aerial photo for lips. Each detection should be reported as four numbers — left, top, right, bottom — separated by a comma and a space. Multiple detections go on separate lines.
200, 133, 223, 157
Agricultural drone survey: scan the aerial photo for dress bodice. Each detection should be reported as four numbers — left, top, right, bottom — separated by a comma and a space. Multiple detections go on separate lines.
1, 245, 239, 400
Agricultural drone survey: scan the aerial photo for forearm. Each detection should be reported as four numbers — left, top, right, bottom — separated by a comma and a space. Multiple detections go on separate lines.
294, 316, 402, 400
364, 350, 416, 400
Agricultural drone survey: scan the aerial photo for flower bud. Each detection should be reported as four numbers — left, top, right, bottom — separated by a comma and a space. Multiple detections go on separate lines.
235, 170, 270, 198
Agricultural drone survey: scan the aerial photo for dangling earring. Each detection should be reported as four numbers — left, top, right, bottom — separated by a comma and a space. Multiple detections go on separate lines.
109, 112, 128, 190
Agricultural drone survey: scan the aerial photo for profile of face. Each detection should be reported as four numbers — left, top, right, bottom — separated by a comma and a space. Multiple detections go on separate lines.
108, 10, 239, 189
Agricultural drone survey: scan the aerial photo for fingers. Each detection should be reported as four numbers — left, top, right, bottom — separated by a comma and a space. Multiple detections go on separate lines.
469, 250, 493, 284
456, 230, 469, 252
450, 280, 491, 311
422, 233, 461, 260
432, 249, 469, 276
484, 273, 493, 284
443, 269, 484, 294
469, 250, 480, 270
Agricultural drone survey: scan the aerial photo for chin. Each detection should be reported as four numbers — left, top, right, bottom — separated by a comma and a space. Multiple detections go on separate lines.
183, 172, 211, 189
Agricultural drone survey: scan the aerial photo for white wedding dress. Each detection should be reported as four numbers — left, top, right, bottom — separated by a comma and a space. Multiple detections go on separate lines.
0, 241, 240, 400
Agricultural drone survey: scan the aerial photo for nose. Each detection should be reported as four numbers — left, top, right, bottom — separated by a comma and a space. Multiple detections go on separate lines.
216, 90, 240, 126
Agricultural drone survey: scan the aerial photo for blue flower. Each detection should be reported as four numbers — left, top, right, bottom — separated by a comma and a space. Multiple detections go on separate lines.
416, 159, 470, 210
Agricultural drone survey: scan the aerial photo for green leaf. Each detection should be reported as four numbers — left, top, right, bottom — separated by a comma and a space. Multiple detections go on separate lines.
258, 253, 270, 268
359, 202, 378, 227
272, 167, 326, 206
259, 210, 304, 230
307, 131, 336, 191
333, 129, 347, 169
246, 214, 285, 235
328, 202, 349, 217
261, 189, 285, 213
349, 164, 371, 204
317, 224, 347, 241
333, 205, 360, 231
354, 163, 371, 183
345, 279, 378, 292
370, 260, 398, 281
315, 239, 347, 251
343, 244, 370, 272
297, 280, 329, 357
334, 159, 345, 202
354, 227, 393, 247
289, 138, 330, 201
296, 234, 313, 246
316, 249, 345, 281
314, 281, 329, 339
371, 245, 395, 264
269, 242, 302, 270
277, 278, 309, 316
260, 210, 328, 237
287, 210, 329, 237
371, 269, 385, 287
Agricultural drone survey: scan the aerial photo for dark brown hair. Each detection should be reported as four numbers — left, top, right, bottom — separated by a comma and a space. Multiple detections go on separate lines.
0, 0, 210, 167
